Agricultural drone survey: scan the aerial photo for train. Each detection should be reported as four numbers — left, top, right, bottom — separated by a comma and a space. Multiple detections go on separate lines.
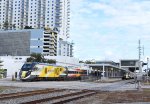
19, 62, 88, 81
122, 70, 134, 80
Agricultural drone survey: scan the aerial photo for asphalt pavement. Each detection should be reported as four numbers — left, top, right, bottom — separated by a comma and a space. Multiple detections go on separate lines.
0, 78, 145, 91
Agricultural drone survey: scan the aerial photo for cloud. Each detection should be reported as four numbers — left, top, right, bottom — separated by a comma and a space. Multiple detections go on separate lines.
70, 0, 150, 62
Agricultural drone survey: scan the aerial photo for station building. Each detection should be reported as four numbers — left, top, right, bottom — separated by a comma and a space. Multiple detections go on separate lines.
120, 59, 139, 72
86, 61, 124, 79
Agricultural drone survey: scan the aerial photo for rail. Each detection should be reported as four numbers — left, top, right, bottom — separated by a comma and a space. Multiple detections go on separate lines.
22, 90, 96, 104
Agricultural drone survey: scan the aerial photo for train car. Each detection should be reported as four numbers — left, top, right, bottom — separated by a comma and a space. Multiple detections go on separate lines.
122, 70, 134, 80
19, 62, 87, 81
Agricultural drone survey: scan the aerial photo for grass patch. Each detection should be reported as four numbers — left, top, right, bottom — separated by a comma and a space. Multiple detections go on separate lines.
143, 88, 150, 92
143, 82, 150, 85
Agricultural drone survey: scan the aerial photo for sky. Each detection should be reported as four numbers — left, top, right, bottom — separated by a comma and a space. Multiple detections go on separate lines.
70, 0, 150, 62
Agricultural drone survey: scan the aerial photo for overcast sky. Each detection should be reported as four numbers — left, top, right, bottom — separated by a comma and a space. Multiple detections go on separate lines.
70, 0, 150, 62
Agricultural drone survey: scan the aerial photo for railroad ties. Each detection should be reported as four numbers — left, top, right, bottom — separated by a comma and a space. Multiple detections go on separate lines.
0, 89, 96, 104
0, 88, 64, 100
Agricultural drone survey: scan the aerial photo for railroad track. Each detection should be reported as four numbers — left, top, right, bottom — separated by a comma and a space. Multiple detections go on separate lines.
0, 88, 65, 100
22, 90, 97, 104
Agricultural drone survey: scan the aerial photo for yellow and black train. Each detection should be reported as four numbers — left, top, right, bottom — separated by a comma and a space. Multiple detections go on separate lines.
19, 62, 87, 81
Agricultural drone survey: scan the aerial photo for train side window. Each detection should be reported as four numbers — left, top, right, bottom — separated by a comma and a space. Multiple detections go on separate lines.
33, 67, 38, 71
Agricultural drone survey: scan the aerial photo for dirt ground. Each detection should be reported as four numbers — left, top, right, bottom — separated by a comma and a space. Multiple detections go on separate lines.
73, 89, 150, 104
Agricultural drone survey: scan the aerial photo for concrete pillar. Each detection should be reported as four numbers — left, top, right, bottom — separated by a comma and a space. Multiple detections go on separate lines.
102, 64, 105, 78
114, 69, 116, 77
111, 68, 113, 77
105, 68, 108, 78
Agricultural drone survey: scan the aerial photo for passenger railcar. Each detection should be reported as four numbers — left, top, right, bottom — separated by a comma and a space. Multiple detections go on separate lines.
19, 62, 87, 81
122, 70, 134, 80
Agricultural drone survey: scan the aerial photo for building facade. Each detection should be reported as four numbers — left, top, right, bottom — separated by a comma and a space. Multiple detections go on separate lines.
0, 31, 30, 56
0, 29, 58, 56
0, 0, 70, 40
43, 29, 57, 56
58, 39, 73, 57
120, 59, 139, 72
0, 0, 72, 57
87, 61, 124, 79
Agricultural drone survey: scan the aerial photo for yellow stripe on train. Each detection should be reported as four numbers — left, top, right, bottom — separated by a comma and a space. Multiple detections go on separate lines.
21, 71, 27, 78
38, 66, 66, 77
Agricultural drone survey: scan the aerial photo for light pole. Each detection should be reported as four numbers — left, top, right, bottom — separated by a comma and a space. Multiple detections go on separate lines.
147, 57, 149, 84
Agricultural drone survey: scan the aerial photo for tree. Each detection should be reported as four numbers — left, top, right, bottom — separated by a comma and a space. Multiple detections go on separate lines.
24, 26, 34, 29
0, 23, 2, 29
0, 59, 3, 69
3, 21, 9, 30
0, 59, 3, 78
26, 53, 44, 62
85, 60, 95, 64
12, 24, 16, 30
46, 59, 56, 64
79, 60, 84, 63
26, 53, 56, 64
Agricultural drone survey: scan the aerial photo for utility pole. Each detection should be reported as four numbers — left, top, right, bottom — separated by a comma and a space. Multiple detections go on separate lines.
138, 40, 143, 73
137, 40, 143, 91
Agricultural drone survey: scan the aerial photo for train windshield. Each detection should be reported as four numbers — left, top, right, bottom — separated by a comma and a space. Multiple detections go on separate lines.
21, 63, 36, 71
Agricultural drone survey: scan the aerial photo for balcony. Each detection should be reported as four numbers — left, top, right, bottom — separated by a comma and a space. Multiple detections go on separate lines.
49, 46, 55, 49
49, 50, 55, 53
49, 41, 54, 44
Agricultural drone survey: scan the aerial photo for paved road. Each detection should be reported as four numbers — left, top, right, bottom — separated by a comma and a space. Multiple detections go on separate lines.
0, 78, 141, 91
100, 79, 136, 91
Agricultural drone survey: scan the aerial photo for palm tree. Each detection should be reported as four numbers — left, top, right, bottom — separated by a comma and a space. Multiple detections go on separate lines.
0, 23, 2, 29
12, 24, 16, 30
3, 21, 9, 30
26, 53, 56, 64
26, 53, 44, 62
0, 58, 3, 69
9, 24, 12, 30
85, 60, 95, 64
46, 59, 56, 64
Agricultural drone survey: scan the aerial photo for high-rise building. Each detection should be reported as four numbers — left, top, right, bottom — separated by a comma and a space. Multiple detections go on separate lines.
0, 0, 70, 40
0, 0, 73, 57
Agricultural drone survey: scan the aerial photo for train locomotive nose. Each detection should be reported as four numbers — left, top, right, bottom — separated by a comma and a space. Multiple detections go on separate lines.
20, 71, 31, 78
21, 71, 27, 78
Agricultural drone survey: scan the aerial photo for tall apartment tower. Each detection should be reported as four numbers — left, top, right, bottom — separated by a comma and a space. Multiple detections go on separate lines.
0, 0, 73, 57
0, 0, 70, 40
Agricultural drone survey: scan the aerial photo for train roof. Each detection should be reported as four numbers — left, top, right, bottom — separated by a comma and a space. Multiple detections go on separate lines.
24, 62, 59, 67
